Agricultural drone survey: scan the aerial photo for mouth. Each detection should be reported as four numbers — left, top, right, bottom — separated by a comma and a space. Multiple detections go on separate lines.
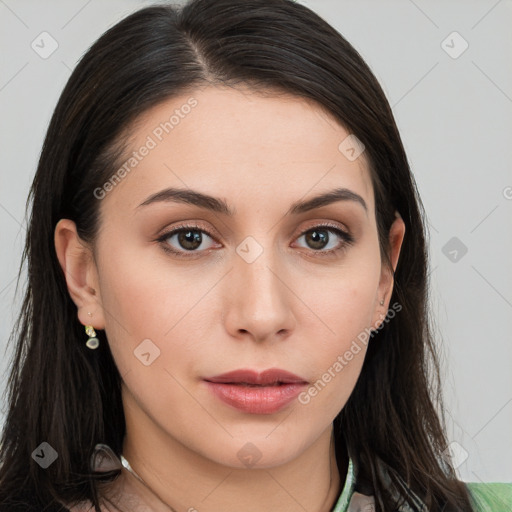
203, 368, 308, 386
203, 368, 308, 414
218, 382, 290, 387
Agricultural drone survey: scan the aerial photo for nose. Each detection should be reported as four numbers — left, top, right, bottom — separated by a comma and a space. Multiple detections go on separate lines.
222, 242, 296, 344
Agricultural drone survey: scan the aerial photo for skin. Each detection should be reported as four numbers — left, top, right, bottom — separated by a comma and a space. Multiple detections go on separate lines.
55, 85, 405, 512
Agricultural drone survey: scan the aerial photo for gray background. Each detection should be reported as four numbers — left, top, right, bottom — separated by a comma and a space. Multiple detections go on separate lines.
1, 0, 511, 483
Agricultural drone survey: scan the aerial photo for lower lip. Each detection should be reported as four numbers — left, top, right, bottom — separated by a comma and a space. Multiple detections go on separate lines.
204, 381, 307, 414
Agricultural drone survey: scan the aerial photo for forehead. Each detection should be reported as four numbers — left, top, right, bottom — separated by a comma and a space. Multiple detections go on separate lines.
101, 85, 374, 216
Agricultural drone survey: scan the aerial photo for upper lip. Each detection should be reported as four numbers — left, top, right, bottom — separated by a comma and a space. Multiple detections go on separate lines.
204, 368, 308, 385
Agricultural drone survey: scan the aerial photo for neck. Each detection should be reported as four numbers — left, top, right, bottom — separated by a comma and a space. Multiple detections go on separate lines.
119, 391, 346, 512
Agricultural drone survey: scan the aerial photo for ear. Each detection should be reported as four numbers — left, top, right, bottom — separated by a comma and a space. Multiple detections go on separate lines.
372, 212, 405, 328
54, 219, 105, 330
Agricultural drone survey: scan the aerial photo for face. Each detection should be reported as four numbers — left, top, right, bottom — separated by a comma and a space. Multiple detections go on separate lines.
56, 85, 404, 470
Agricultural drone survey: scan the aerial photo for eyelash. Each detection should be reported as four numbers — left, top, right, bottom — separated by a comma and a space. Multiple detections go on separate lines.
155, 222, 355, 259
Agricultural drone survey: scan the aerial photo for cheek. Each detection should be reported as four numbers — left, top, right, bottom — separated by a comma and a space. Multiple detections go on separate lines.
293, 261, 380, 416
94, 243, 164, 372
96, 241, 216, 377
295, 254, 381, 339
96, 253, 203, 431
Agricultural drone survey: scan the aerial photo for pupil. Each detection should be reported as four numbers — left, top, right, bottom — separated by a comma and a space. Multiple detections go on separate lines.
179, 230, 202, 250
308, 229, 328, 250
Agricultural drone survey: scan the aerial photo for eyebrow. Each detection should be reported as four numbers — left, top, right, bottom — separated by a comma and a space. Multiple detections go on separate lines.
136, 186, 368, 216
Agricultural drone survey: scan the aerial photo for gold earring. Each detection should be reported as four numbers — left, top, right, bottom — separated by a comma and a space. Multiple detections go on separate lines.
85, 324, 99, 349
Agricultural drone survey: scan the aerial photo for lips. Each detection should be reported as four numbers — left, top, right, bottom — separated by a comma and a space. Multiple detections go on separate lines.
204, 368, 308, 386
203, 368, 308, 414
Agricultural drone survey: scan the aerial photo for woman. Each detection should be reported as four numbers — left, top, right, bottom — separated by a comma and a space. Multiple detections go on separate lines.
0, 0, 509, 510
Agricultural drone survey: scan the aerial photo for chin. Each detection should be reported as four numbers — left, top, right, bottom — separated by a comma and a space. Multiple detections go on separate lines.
203, 435, 306, 470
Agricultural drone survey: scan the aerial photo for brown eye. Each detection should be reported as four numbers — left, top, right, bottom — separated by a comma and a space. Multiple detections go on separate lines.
303, 228, 330, 250
294, 224, 354, 256
175, 229, 204, 251
156, 224, 218, 257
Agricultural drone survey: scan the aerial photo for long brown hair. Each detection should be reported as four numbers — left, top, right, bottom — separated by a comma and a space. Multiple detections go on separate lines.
0, 1, 474, 510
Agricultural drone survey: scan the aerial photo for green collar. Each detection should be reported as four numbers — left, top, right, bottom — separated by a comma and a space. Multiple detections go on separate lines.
330, 445, 429, 512
331, 455, 356, 512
